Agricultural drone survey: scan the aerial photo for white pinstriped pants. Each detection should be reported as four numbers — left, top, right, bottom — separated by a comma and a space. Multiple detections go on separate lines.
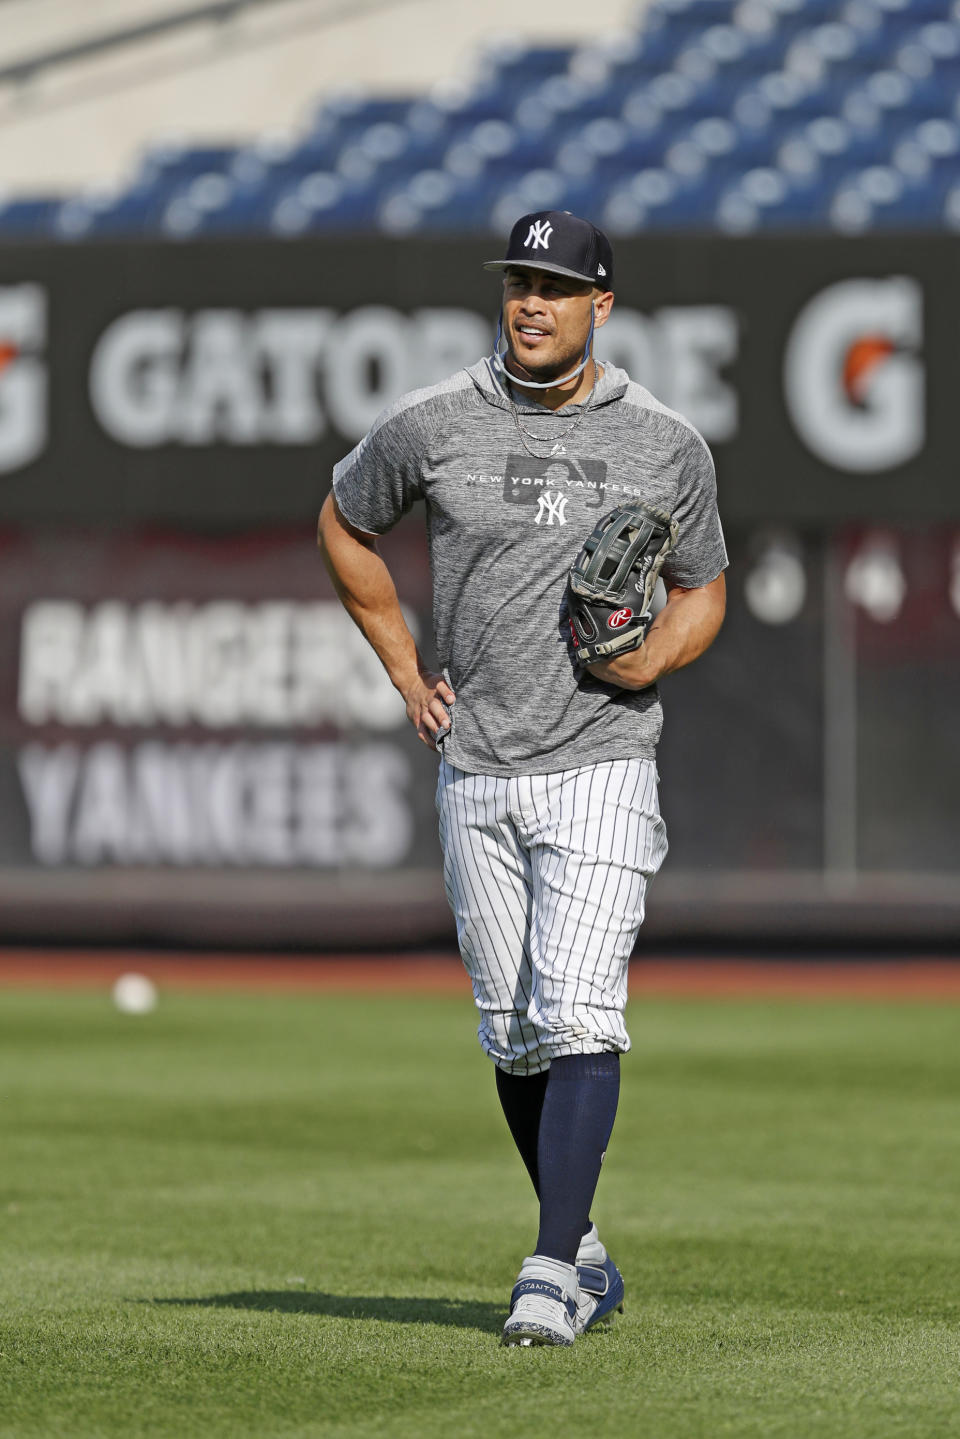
436, 756, 668, 1075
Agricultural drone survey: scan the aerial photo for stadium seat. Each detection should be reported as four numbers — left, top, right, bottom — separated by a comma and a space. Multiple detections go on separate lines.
0, 197, 62, 236
161, 177, 278, 236
6, 1, 960, 240
556, 121, 668, 182
477, 41, 576, 88
133, 144, 240, 192
652, 0, 742, 23
54, 187, 168, 238
828, 161, 948, 230
270, 174, 380, 234
603, 167, 707, 232
942, 180, 960, 223
715, 167, 834, 230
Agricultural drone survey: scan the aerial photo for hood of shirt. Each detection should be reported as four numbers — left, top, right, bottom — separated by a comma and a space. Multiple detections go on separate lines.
464, 355, 631, 416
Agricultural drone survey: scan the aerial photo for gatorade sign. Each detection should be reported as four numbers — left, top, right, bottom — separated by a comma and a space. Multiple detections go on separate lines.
0, 285, 46, 475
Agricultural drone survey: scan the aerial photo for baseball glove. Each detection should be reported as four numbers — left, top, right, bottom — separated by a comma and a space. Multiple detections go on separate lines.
566, 501, 679, 666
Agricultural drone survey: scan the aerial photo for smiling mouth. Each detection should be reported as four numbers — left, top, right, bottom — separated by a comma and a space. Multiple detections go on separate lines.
516, 325, 551, 341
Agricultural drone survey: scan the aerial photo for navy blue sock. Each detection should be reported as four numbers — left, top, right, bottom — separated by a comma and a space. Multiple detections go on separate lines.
534, 1053, 620, 1266
494, 1066, 548, 1196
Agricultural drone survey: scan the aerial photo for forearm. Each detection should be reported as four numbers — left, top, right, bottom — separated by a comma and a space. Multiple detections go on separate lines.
317, 496, 422, 695
587, 573, 726, 691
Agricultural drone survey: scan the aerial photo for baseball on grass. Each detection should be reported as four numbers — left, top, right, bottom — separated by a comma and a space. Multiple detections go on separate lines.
112, 972, 158, 1015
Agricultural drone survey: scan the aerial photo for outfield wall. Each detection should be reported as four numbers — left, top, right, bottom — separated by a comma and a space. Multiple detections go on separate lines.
0, 236, 957, 947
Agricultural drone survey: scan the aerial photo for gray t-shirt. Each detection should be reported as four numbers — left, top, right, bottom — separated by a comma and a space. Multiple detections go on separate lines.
333, 357, 727, 777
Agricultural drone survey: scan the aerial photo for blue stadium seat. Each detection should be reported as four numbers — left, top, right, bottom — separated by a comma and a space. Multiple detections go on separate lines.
376, 167, 498, 233
735, 71, 850, 122
665, 116, 781, 186
776, 114, 899, 188
618, 14, 692, 69
486, 172, 601, 234
478, 41, 575, 88
159, 175, 279, 236
715, 168, 833, 231
942, 180, 960, 224
267, 172, 380, 234
651, 0, 741, 23
134, 144, 239, 189
54, 187, 167, 238
444, 121, 554, 184
842, 15, 929, 67
828, 162, 945, 230
642, 181, 733, 228
912, 19, 960, 61
234, 133, 341, 181
659, 70, 748, 115
418, 74, 556, 130
868, 0, 956, 19
847, 67, 960, 118
891, 116, 960, 183
603, 167, 708, 233
12, 10, 960, 240
555, 118, 668, 181
314, 94, 415, 127
0, 197, 62, 236
516, 74, 620, 128
677, 25, 790, 79
773, 0, 851, 22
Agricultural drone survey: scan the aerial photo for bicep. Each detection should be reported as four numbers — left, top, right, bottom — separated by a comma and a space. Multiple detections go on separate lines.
663, 571, 726, 644
318, 492, 379, 552
665, 571, 725, 609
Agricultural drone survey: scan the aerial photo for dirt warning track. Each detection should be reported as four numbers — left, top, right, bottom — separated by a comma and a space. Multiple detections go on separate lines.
1, 950, 959, 999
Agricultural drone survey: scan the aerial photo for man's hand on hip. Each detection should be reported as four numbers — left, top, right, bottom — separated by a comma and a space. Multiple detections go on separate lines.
404, 671, 456, 750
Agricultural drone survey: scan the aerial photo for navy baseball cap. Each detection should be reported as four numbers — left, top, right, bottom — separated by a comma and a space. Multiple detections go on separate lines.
483, 210, 614, 290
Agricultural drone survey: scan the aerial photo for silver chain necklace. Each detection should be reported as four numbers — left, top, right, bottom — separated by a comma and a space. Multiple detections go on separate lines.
505, 365, 599, 459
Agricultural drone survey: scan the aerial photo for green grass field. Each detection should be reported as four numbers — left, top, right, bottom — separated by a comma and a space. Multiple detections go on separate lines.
2, 980, 960, 1438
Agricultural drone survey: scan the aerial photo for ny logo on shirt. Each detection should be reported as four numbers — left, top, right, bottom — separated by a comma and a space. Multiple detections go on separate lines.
502, 454, 607, 514
534, 490, 568, 526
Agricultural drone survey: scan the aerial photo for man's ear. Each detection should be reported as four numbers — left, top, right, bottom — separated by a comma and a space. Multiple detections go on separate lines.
593, 290, 615, 329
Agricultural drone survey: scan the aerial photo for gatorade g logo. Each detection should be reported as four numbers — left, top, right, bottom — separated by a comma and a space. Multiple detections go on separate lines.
607, 608, 634, 629
0, 285, 47, 474
783, 277, 923, 472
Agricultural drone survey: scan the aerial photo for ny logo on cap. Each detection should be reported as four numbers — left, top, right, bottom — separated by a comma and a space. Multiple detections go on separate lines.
524, 219, 553, 251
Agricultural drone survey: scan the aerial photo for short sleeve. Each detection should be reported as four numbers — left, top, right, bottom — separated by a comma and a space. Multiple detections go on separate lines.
332, 395, 429, 536
661, 429, 728, 589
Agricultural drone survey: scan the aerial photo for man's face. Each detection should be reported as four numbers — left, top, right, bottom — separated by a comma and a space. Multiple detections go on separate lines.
501, 267, 612, 382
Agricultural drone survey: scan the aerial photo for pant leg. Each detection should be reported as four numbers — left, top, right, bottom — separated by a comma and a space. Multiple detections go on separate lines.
435, 757, 551, 1074
514, 758, 668, 1060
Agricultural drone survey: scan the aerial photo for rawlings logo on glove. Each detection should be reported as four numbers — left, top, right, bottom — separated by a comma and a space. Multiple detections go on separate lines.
566, 501, 679, 667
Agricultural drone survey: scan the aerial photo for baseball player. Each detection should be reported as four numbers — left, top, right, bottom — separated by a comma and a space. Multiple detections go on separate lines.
318, 210, 727, 1347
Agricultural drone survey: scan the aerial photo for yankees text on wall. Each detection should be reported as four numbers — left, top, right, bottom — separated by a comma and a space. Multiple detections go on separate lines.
14, 591, 419, 868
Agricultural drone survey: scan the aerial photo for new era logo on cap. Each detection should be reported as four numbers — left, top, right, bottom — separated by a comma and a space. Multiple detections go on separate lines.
483, 210, 615, 290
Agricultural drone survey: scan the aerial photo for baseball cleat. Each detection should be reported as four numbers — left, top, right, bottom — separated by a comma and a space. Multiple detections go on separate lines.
501, 1255, 579, 1347
575, 1223, 625, 1334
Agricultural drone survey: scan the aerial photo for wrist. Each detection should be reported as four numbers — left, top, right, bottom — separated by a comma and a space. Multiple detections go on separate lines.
587, 648, 660, 690
392, 661, 422, 698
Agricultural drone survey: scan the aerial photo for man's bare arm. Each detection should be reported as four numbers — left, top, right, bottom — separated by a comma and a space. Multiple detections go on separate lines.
586, 571, 726, 691
317, 493, 455, 749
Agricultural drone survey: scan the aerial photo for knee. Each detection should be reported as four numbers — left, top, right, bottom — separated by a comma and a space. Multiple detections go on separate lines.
477, 1009, 551, 1074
